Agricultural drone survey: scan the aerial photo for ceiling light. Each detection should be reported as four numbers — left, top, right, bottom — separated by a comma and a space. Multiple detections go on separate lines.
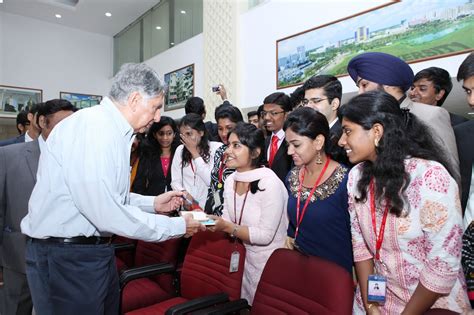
55, 14, 62, 18
0, 1, 3, 4
105, 12, 112, 17
171, 42, 174, 45
180, 10, 186, 14
156, 26, 162, 30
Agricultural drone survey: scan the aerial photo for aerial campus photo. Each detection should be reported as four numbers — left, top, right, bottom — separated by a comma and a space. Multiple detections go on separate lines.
277, 0, 474, 89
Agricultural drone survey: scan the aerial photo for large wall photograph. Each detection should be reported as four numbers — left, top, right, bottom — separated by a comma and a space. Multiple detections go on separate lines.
164, 64, 195, 111
277, 0, 474, 89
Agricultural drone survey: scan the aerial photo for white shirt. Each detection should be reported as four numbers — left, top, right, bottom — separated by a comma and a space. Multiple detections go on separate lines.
24, 130, 34, 142
171, 142, 221, 208
21, 97, 185, 241
329, 117, 338, 129
266, 128, 285, 159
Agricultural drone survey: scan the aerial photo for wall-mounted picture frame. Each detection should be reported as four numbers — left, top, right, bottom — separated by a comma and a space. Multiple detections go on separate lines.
276, 0, 474, 89
60, 92, 103, 109
0, 85, 43, 117
164, 64, 194, 111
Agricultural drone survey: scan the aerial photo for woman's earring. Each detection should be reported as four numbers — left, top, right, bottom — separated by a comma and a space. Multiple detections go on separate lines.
374, 138, 379, 148
316, 151, 323, 164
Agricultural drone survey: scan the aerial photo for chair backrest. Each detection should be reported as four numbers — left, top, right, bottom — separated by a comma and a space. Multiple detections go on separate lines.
251, 249, 354, 315
134, 238, 183, 295
180, 230, 246, 301
134, 238, 182, 267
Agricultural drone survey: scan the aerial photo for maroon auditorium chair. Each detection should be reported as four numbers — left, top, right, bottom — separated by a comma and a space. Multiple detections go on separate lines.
119, 238, 183, 314
113, 236, 137, 271
124, 230, 246, 315
202, 248, 355, 315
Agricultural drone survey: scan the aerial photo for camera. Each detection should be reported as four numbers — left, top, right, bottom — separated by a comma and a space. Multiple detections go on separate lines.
212, 86, 220, 92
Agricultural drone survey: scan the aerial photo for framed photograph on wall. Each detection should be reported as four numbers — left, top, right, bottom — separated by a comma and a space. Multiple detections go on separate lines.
60, 92, 103, 109
0, 85, 43, 117
164, 64, 194, 111
276, 0, 474, 89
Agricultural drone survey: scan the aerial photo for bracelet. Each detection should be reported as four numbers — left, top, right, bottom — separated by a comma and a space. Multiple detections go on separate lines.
230, 225, 239, 238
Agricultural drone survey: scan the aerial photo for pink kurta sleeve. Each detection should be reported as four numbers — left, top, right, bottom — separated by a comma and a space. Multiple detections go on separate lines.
247, 177, 288, 245
418, 163, 463, 294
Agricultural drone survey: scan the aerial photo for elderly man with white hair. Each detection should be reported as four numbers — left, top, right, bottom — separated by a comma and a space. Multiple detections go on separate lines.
21, 63, 204, 315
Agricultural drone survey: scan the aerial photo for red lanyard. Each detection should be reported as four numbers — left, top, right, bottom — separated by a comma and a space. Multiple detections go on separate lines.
217, 154, 226, 188
294, 156, 331, 239
233, 184, 250, 225
190, 160, 196, 184
370, 179, 389, 261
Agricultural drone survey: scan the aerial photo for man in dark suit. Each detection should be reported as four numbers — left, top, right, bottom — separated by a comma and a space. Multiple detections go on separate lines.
0, 111, 28, 147
409, 67, 468, 127
454, 53, 474, 220
262, 92, 292, 183
0, 99, 75, 315
301, 75, 349, 166
0, 104, 41, 147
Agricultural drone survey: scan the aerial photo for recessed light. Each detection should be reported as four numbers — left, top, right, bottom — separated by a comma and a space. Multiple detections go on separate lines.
105, 12, 112, 17
171, 42, 174, 45
180, 10, 186, 14
55, 14, 62, 19
156, 26, 162, 30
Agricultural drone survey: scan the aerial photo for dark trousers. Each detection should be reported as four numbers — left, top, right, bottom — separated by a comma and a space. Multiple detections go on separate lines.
1, 268, 33, 315
25, 239, 119, 315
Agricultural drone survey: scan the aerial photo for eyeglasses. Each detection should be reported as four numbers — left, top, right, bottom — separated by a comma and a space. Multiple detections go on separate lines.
302, 98, 329, 106
260, 110, 286, 118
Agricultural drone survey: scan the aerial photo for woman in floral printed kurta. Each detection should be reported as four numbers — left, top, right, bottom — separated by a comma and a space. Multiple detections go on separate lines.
338, 91, 471, 314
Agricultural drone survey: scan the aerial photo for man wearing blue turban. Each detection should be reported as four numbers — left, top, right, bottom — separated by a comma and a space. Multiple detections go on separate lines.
347, 52, 460, 186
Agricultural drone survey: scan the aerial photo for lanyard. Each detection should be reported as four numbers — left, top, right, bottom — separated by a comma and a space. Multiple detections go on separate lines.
233, 184, 250, 225
294, 156, 331, 239
370, 179, 390, 261
190, 160, 196, 185
217, 153, 226, 189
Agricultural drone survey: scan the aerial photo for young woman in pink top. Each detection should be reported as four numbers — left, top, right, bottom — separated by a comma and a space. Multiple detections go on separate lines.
210, 122, 288, 305
338, 91, 471, 314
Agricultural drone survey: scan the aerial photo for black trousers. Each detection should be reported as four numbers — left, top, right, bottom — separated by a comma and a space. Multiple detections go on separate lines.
1, 267, 33, 315
25, 239, 119, 315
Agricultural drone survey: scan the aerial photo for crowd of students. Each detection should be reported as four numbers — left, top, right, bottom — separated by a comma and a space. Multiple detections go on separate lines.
123, 52, 474, 314
0, 51, 473, 314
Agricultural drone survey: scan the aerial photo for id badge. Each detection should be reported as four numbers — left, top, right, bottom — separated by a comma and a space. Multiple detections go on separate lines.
229, 251, 240, 273
367, 274, 387, 304
213, 190, 222, 208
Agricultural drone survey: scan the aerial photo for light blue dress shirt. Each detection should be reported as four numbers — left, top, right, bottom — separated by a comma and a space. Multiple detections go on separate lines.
21, 97, 185, 241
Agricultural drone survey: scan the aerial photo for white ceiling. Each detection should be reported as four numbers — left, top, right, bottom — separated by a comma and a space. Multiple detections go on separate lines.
0, 0, 160, 36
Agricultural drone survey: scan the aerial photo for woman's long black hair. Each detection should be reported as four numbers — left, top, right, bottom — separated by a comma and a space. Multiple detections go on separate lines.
179, 113, 210, 166
142, 116, 179, 157
228, 122, 266, 194
338, 91, 452, 216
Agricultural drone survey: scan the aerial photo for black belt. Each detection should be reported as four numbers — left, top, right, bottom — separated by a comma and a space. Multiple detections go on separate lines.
32, 236, 112, 245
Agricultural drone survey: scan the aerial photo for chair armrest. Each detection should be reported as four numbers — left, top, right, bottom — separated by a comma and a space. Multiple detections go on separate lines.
119, 262, 175, 289
164, 292, 229, 315
192, 299, 250, 315
113, 242, 136, 252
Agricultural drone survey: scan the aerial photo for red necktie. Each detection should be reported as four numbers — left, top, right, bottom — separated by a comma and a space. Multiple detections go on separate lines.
268, 134, 278, 167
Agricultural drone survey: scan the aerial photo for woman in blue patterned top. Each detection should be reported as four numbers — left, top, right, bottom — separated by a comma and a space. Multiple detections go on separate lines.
284, 107, 353, 274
